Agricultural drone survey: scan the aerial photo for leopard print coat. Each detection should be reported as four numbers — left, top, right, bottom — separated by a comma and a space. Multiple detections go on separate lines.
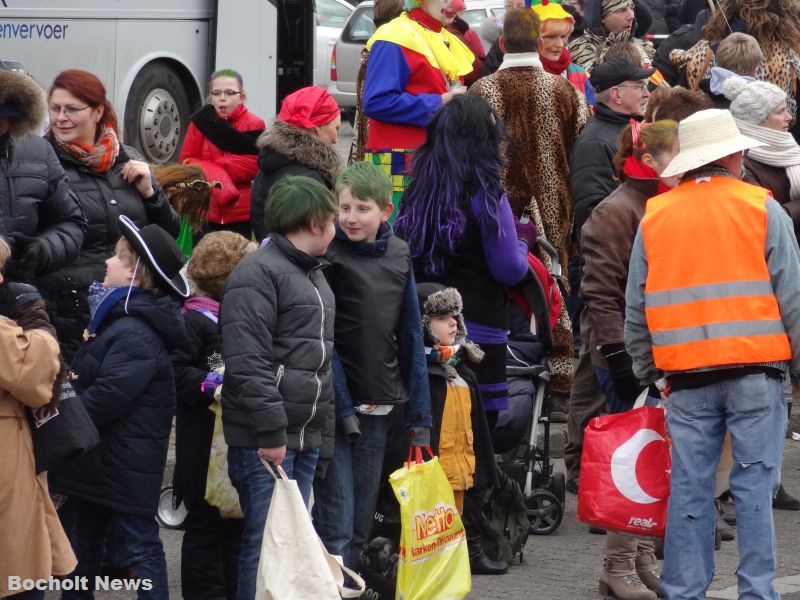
469, 63, 591, 394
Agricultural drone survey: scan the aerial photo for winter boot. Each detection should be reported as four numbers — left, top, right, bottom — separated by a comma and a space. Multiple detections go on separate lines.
715, 500, 735, 540
773, 483, 800, 511
634, 550, 663, 598
467, 535, 508, 575
599, 558, 657, 600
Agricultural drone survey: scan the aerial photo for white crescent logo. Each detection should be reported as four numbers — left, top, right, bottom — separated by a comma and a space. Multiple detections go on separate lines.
610, 428, 665, 505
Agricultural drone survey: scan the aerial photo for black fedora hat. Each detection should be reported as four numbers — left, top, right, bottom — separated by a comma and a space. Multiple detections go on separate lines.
119, 215, 189, 298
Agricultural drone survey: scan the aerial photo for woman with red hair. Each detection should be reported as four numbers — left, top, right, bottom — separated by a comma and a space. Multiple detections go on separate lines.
42, 69, 180, 363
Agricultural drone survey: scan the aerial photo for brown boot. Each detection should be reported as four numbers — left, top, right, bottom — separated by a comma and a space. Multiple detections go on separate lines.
599, 558, 658, 600
635, 551, 663, 598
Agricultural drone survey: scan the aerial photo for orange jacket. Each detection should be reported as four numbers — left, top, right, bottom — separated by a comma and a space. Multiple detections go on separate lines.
640, 176, 792, 372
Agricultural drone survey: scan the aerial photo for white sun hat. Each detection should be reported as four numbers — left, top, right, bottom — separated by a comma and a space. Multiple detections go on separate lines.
661, 108, 767, 178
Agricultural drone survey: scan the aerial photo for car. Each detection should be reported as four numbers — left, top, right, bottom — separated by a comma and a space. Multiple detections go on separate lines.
328, 0, 504, 110
315, 0, 355, 91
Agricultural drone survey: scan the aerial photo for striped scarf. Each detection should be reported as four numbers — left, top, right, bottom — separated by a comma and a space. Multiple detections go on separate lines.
54, 126, 120, 173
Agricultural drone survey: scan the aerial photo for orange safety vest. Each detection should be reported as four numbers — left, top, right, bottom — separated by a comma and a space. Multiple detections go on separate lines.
640, 176, 792, 372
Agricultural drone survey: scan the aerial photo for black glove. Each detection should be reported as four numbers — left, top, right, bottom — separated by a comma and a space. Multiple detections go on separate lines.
602, 343, 645, 406
513, 216, 537, 249
12, 233, 48, 276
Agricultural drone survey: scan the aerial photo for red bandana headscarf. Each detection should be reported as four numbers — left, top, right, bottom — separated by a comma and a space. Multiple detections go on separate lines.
278, 86, 340, 129
623, 119, 672, 194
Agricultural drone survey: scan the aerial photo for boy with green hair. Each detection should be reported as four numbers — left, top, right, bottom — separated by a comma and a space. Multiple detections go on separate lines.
219, 175, 337, 599
314, 161, 432, 570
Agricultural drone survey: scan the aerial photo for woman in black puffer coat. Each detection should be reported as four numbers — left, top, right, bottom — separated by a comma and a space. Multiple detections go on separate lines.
40, 69, 180, 363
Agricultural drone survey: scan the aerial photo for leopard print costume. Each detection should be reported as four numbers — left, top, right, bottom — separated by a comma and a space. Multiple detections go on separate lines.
469, 64, 591, 394
671, 40, 800, 119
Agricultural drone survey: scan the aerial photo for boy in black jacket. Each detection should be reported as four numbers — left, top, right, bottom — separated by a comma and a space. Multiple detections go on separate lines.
314, 161, 432, 571
172, 231, 254, 600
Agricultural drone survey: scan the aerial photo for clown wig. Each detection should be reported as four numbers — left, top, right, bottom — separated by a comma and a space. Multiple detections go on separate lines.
395, 95, 507, 277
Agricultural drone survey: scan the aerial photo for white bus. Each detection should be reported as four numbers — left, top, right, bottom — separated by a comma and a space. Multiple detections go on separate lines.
1, 0, 315, 163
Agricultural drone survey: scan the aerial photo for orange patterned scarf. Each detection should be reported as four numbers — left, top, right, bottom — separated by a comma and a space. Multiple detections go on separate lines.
54, 126, 120, 173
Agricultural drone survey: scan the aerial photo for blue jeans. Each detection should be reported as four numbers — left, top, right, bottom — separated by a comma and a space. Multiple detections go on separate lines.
661, 372, 786, 600
313, 414, 389, 568
61, 499, 169, 600
227, 446, 319, 600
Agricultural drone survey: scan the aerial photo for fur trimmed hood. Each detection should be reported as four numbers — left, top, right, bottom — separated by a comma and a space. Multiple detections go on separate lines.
0, 71, 47, 138
256, 120, 341, 186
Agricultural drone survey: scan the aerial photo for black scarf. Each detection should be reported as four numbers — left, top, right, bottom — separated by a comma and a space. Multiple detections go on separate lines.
189, 104, 262, 155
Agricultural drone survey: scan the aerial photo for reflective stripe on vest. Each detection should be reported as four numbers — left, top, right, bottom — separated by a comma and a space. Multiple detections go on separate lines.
641, 176, 791, 372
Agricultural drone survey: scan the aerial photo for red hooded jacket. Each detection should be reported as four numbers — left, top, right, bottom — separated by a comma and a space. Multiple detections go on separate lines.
179, 103, 266, 225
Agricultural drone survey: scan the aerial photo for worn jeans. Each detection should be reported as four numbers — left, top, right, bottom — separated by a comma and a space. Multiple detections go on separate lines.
227, 446, 319, 600
61, 499, 169, 600
661, 372, 786, 600
313, 414, 389, 568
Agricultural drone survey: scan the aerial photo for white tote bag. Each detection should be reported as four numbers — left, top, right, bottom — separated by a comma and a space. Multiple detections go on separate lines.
255, 460, 365, 600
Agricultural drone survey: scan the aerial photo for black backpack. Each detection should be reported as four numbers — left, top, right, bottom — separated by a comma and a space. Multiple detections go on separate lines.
479, 467, 529, 564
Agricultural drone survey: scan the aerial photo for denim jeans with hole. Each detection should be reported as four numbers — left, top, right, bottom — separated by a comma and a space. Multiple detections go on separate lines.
61, 499, 169, 600
661, 372, 786, 600
227, 446, 319, 600
313, 414, 389, 568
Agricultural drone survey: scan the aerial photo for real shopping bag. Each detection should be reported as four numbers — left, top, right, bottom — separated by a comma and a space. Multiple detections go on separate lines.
389, 447, 471, 600
577, 405, 671, 537
255, 460, 365, 600
204, 397, 243, 518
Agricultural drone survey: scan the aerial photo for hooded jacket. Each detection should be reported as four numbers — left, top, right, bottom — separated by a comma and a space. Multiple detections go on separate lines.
0, 71, 85, 280
250, 121, 342, 241
48, 290, 186, 516
220, 234, 335, 456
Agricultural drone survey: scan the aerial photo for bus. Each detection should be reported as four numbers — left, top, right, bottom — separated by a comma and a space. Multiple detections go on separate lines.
0, 0, 315, 163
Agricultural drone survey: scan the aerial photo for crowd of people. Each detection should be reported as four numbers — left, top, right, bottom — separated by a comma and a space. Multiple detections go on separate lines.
3, 0, 800, 598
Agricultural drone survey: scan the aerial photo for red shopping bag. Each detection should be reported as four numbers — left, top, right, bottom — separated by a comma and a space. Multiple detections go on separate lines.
577, 406, 671, 537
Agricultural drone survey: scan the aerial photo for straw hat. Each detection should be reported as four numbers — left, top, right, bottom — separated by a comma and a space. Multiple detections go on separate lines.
661, 109, 766, 178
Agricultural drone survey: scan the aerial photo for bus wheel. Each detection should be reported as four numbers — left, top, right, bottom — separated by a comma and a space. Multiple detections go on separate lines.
124, 63, 191, 164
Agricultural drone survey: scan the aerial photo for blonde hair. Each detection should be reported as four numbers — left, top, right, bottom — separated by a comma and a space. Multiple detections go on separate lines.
115, 237, 160, 294
0, 237, 10, 270
539, 18, 573, 38
715, 33, 763, 75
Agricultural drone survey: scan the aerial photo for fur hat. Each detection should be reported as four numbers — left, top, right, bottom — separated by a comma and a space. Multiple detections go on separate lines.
187, 231, 254, 300
0, 69, 47, 138
418, 283, 485, 364
723, 75, 787, 126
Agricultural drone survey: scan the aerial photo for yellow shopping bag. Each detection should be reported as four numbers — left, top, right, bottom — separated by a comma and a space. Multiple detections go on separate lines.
390, 447, 471, 600
204, 395, 243, 519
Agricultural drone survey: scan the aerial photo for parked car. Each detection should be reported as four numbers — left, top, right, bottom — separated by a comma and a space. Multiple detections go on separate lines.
328, 0, 503, 110
316, 0, 355, 91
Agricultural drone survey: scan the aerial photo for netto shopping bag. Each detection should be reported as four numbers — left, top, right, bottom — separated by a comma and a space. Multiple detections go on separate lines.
389, 447, 471, 600
255, 460, 365, 600
577, 405, 671, 537
204, 397, 243, 518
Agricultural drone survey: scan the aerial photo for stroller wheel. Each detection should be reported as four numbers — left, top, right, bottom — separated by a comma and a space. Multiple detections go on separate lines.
526, 490, 563, 535
550, 471, 566, 506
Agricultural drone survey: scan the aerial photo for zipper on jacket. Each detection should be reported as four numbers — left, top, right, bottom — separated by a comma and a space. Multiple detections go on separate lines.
298, 269, 326, 449
275, 364, 285, 389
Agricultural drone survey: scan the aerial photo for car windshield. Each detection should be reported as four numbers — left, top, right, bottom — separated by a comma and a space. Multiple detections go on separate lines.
317, 0, 353, 28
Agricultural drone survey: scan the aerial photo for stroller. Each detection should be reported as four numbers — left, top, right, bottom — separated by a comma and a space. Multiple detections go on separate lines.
494, 238, 566, 536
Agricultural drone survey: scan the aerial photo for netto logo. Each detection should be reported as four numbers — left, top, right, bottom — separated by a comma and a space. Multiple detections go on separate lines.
414, 505, 456, 540
628, 516, 658, 529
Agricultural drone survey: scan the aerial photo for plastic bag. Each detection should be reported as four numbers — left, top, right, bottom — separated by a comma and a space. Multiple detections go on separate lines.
578, 406, 671, 537
256, 460, 365, 599
390, 448, 471, 600
204, 397, 243, 519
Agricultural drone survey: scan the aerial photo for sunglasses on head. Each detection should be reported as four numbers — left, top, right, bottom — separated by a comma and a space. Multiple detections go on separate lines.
173, 180, 222, 191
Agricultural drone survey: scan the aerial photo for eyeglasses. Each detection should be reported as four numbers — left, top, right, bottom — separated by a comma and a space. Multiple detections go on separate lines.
48, 104, 90, 117
616, 82, 649, 92
210, 90, 241, 98
172, 180, 222, 191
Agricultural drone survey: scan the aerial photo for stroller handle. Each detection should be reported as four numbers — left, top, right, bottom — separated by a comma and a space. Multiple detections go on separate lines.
537, 238, 561, 278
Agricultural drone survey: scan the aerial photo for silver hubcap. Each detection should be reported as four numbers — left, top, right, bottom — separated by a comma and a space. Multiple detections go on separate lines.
139, 87, 181, 163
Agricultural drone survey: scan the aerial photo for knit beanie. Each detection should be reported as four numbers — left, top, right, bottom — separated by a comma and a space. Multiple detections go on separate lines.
723, 75, 787, 126
187, 231, 254, 300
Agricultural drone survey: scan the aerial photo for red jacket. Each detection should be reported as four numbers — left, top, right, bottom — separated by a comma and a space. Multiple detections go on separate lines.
179, 103, 265, 225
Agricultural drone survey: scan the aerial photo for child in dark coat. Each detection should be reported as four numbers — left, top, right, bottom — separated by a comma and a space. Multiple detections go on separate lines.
172, 231, 254, 600
49, 216, 189, 600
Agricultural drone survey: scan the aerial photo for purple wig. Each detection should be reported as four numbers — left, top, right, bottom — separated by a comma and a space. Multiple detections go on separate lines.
395, 95, 507, 277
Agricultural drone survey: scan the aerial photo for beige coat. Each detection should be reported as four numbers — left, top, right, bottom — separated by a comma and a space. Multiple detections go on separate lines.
0, 317, 76, 597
